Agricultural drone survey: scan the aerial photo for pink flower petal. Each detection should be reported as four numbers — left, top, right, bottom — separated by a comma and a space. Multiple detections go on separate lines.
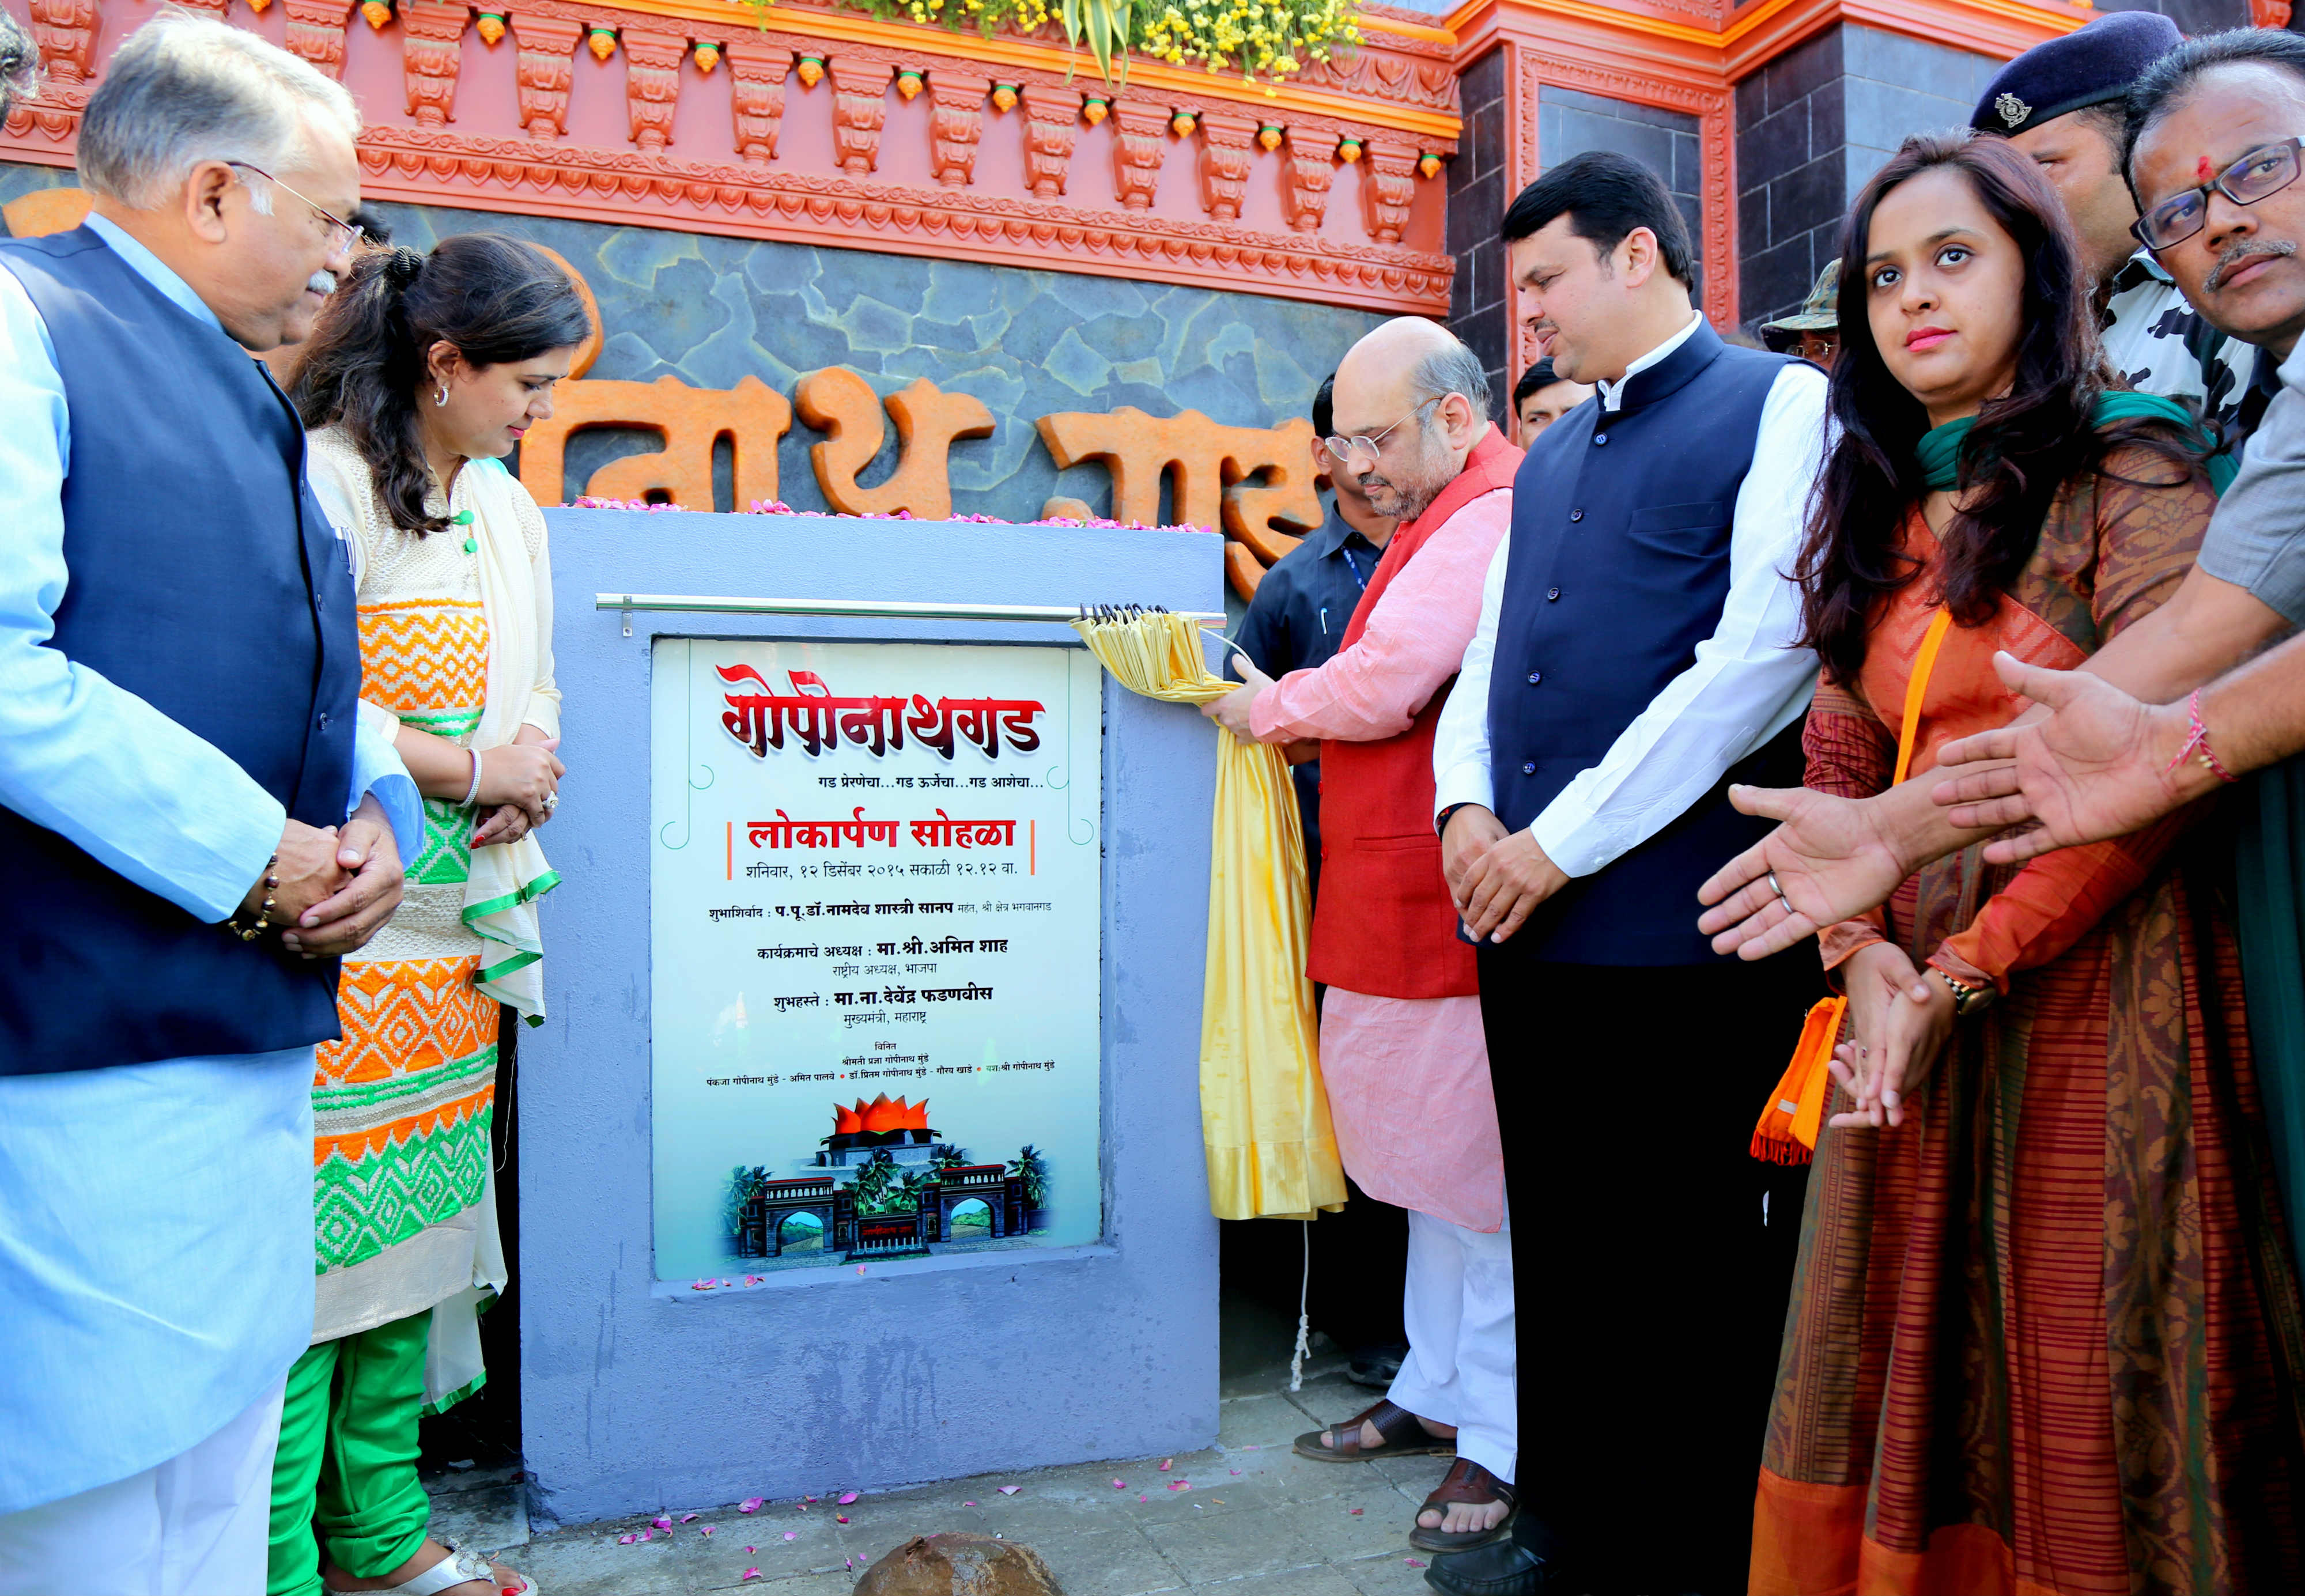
783, 1531, 798, 1541
1112, 1480, 1127, 1490
617, 1534, 637, 1545
963, 1502, 977, 1508
681, 1513, 700, 1523
838, 1491, 859, 1505
743, 1569, 761, 1581
740, 1497, 764, 1513
1158, 1459, 1173, 1472
836, 1515, 850, 1524
1167, 1481, 1188, 1491
1229, 1470, 1242, 1476
804, 1495, 818, 1503
1349, 1508, 1363, 1516
702, 1527, 717, 1537
638, 1529, 653, 1542
653, 1516, 672, 1529
998, 1486, 1021, 1496
1405, 1560, 1427, 1569
746, 1546, 757, 1553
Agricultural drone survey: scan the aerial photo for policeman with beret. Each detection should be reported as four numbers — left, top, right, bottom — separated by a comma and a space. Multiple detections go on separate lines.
1974, 9, 2264, 436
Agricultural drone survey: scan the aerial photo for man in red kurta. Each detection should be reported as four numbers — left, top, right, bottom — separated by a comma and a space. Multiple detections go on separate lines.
1206, 318, 1522, 1555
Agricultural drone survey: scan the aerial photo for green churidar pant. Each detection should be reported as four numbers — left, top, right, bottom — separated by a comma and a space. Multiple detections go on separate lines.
266, 1308, 434, 1596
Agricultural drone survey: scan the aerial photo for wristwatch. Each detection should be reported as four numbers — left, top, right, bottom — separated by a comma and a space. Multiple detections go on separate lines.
1932, 967, 1996, 1017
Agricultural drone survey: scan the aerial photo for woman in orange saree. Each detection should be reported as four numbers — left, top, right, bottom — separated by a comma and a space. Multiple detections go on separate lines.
1751, 135, 2305, 1595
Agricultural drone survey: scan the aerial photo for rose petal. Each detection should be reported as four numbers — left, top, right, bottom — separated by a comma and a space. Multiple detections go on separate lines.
743, 1569, 761, 1581
1405, 1560, 1426, 1569
963, 1502, 976, 1508
653, 1516, 672, 1529
784, 1531, 798, 1541
638, 1530, 653, 1541
618, 1534, 637, 1545
1229, 1470, 1242, 1476
702, 1527, 717, 1536
838, 1492, 859, 1505
804, 1496, 819, 1503
1158, 1459, 1173, 1472
681, 1512, 700, 1522
1349, 1508, 1363, 1515
998, 1487, 1021, 1496
836, 1516, 850, 1524
1112, 1480, 1127, 1490
740, 1498, 764, 1513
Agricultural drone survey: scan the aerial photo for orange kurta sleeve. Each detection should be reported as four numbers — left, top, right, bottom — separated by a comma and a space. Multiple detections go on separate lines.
1803, 675, 1897, 975
1931, 447, 2220, 990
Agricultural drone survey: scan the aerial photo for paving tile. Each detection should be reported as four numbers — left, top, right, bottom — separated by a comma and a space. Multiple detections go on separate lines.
1033, 1525, 1190, 1596
429, 1481, 530, 1553
1141, 1505, 1322, 1584
1271, 1487, 1424, 1565
1220, 1394, 1318, 1452
1336, 1551, 1435, 1596
514, 1523, 701, 1595
1215, 1565, 1372, 1596
1364, 1455, 1454, 1500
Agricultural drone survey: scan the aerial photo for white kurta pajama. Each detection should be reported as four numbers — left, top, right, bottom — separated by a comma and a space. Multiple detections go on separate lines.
1249, 483, 1517, 1485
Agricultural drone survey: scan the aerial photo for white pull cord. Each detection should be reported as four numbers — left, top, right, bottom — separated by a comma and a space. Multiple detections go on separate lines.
1288, 1219, 1312, 1392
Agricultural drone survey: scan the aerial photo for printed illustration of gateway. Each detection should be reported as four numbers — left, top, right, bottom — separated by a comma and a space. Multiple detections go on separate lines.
730, 1094, 1047, 1262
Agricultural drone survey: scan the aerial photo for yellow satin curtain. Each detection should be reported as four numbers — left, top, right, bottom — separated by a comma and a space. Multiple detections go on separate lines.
1070, 610, 1348, 1220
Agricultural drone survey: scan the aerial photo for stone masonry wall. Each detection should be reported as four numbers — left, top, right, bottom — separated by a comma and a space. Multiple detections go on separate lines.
1735, 24, 1997, 331
1446, 47, 1511, 422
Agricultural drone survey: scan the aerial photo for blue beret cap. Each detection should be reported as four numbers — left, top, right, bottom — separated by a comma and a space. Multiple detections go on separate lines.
1970, 12, 2183, 137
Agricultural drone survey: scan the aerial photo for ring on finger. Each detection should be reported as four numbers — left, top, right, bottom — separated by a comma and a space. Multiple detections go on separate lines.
1767, 869, 1786, 903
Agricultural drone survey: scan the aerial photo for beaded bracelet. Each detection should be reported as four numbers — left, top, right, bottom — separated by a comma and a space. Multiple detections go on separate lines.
225, 852, 282, 942
2164, 688, 2239, 785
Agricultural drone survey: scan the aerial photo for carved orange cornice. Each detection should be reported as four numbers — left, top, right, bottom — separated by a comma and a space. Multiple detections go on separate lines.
544, 0, 1464, 139
1445, 0, 2088, 70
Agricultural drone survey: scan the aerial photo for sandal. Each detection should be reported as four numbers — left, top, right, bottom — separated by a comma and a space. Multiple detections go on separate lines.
1407, 1457, 1518, 1554
1292, 1398, 1457, 1462
323, 1539, 538, 1596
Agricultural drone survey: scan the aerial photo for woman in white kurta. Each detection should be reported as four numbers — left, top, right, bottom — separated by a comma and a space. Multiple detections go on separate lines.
270, 233, 590, 1596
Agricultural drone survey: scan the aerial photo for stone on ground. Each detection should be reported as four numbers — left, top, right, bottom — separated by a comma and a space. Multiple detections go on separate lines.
855, 1531, 1065, 1596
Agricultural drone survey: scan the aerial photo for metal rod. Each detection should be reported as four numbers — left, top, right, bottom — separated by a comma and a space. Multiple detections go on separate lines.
596, 593, 1225, 624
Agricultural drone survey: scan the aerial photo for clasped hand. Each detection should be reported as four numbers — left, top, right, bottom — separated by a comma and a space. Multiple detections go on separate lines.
1828, 943, 1953, 1129
238, 792, 406, 958
1441, 804, 1568, 943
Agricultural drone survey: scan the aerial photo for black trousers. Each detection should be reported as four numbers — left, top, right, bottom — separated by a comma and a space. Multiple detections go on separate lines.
1478, 948, 1819, 1595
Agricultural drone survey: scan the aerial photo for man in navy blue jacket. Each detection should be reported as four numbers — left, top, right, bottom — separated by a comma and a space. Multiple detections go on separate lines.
1429, 153, 1828, 1596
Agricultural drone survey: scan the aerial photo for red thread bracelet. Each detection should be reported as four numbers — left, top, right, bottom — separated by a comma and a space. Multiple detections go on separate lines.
2164, 689, 2238, 785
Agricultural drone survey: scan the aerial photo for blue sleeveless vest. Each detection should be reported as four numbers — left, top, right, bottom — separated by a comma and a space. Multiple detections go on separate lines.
0, 228, 361, 1074
1486, 318, 1807, 966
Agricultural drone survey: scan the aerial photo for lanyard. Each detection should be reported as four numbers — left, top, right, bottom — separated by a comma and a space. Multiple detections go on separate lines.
1339, 544, 1369, 591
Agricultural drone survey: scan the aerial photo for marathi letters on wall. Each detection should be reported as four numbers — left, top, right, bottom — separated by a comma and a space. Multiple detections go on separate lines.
649, 638, 1104, 1282
517, 250, 1319, 597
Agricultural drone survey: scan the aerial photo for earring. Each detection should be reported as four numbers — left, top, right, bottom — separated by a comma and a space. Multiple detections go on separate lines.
433, 386, 448, 407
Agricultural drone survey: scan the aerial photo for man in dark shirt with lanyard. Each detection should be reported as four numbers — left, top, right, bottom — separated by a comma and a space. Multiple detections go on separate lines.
1227, 373, 1399, 906
1223, 372, 1405, 1391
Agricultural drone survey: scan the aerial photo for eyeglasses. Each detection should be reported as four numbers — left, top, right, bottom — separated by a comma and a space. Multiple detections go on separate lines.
1323, 395, 1444, 464
2132, 137, 2304, 251
225, 160, 364, 255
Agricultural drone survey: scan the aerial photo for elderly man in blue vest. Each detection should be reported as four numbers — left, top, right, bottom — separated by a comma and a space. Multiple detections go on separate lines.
1424, 152, 1828, 1596
0, 16, 421, 1589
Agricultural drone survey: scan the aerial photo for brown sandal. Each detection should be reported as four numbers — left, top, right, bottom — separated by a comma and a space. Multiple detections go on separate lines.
1407, 1458, 1518, 1553
1291, 1398, 1457, 1462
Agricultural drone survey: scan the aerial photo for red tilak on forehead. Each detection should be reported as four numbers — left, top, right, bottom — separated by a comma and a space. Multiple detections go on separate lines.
2200, 155, 2217, 181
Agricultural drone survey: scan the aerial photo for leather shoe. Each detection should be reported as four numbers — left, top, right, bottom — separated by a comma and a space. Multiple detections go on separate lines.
1420, 1516, 1567, 1596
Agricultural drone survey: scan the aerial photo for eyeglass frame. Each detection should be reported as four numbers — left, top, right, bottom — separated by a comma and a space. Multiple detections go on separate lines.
2131, 136, 2304, 252
224, 160, 364, 255
1322, 394, 1448, 466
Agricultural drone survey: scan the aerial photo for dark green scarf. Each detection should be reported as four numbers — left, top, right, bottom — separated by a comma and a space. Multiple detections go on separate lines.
1915, 391, 2235, 495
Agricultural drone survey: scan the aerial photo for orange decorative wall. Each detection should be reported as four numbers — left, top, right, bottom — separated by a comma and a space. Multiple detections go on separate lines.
0, 0, 1461, 313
